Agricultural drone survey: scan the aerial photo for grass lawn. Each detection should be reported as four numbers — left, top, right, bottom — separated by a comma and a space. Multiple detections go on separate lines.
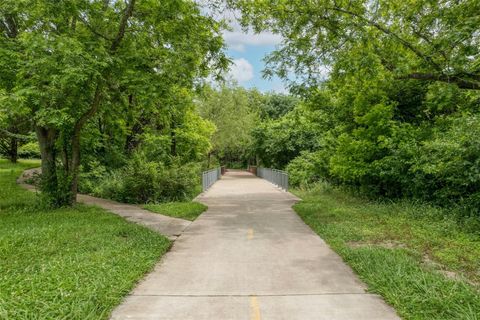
0, 159, 171, 319
293, 183, 480, 320
144, 201, 207, 221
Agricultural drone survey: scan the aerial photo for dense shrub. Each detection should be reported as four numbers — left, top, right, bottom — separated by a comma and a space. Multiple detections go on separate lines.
80, 155, 200, 203
253, 105, 322, 168
411, 115, 480, 216
286, 151, 329, 187
78, 160, 108, 195
18, 141, 41, 159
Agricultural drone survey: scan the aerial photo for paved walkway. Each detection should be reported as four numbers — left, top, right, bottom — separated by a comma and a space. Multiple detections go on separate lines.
17, 168, 190, 240
111, 171, 399, 320
76, 194, 190, 239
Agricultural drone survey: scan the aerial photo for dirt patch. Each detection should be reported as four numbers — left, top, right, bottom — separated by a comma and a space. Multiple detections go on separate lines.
422, 253, 469, 283
348, 241, 478, 287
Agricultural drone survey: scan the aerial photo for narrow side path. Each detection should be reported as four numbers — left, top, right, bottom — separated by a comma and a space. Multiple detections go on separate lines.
111, 171, 400, 320
17, 168, 190, 240
76, 194, 191, 239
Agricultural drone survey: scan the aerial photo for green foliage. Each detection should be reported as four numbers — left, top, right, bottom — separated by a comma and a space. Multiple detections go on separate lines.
197, 85, 261, 166
286, 151, 329, 187
258, 93, 299, 120
144, 201, 207, 221
0, 160, 171, 319
78, 160, 109, 195
17, 140, 40, 159
293, 184, 480, 319
83, 154, 201, 204
221, 0, 480, 222
174, 109, 216, 163
231, 0, 480, 91
411, 115, 480, 213
1, 0, 227, 206
253, 104, 322, 168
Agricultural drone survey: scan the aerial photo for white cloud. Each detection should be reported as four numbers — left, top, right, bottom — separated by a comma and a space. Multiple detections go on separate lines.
228, 58, 254, 83
223, 30, 282, 52
200, 4, 282, 52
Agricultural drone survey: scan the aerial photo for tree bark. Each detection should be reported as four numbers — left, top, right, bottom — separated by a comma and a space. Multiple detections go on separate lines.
36, 126, 58, 200
69, 133, 81, 203
68, 82, 103, 203
9, 136, 17, 163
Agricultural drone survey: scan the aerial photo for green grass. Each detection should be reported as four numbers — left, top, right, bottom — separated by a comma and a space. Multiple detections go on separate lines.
292, 183, 480, 320
0, 159, 171, 319
144, 201, 207, 221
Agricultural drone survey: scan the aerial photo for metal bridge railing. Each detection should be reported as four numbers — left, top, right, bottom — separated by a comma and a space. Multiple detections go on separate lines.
257, 167, 288, 191
202, 167, 221, 192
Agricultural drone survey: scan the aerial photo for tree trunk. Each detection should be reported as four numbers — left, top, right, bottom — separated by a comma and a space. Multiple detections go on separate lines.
8, 137, 18, 163
69, 132, 81, 204
36, 126, 58, 201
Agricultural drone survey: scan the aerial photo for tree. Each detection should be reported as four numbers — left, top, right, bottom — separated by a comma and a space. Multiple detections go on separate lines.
258, 93, 298, 120
253, 104, 322, 168
0, 115, 31, 163
0, 3, 31, 163
228, 0, 480, 91
197, 85, 261, 167
1, 0, 227, 206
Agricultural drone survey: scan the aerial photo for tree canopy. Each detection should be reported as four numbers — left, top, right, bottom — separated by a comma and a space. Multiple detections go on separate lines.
0, 0, 227, 205
228, 0, 480, 91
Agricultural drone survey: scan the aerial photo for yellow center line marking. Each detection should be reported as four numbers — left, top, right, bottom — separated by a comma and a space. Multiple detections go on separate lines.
247, 228, 254, 240
250, 296, 261, 320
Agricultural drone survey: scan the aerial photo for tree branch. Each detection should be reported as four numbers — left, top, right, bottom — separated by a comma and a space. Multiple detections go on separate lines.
74, 82, 103, 134
399, 73, 480, 90
77, 15, 112, 41
0, 14, 18, 38
329, 6, 443, 72
110, 0, 136, 52
0, 128, 30, 140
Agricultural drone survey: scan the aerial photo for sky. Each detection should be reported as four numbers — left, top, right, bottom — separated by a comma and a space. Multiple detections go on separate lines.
213, 9, 287, 93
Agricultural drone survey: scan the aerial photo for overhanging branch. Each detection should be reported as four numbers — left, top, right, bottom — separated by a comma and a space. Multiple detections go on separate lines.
110, 0, 136, 52
398, 73, 480, 90
330, 6, 443, 72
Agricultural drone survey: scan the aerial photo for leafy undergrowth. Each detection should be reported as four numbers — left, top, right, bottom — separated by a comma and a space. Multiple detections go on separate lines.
293, 183, 480, 320
144, 201, 207, 221
0, 159, 171, 319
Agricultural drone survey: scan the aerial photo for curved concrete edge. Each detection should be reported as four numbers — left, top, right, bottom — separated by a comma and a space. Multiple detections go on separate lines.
17, 168, 191, 240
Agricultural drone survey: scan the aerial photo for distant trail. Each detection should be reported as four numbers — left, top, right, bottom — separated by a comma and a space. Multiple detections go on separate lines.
111, 171, 399, 319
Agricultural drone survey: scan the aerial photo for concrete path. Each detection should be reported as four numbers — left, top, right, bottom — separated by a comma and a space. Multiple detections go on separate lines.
76, 194, 191, 239
111, 171, 400, 320
17, 168, 190, 240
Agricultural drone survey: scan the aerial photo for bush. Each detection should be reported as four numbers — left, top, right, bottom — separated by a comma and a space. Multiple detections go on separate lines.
78, 160, 108, 194
411, 114, 480, 217
82, 154, 201, 203
18, 141, 41, 159
286, 151, 329, 187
